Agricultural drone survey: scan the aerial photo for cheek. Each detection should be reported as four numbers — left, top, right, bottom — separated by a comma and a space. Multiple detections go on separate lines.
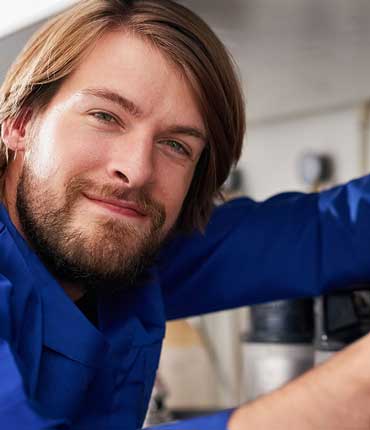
27, 114, 105, 181
26, 119, 61, 180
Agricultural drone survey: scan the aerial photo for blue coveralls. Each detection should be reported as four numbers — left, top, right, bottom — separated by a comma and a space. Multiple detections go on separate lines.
1, 174, 370, 429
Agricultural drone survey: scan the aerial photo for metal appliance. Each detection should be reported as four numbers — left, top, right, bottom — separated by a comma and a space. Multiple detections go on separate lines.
241, 299, 314, 401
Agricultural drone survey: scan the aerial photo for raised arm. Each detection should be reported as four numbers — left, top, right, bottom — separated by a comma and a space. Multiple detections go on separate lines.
160, 174, 370, 320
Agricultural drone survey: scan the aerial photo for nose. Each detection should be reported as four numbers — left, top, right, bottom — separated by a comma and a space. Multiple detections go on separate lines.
107, 132, 155, 189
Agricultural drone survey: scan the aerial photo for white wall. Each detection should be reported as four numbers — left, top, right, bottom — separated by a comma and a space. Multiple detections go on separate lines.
241, 107, 364, 200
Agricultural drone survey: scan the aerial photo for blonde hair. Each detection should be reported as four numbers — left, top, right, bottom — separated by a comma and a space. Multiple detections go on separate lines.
0, 0, 245, 231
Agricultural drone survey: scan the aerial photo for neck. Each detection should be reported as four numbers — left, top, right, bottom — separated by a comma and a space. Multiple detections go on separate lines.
3, 160, 25, 238
62, 282, 86, 301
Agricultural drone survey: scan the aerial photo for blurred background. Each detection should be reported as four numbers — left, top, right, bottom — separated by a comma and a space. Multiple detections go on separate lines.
2, 0, 370, 423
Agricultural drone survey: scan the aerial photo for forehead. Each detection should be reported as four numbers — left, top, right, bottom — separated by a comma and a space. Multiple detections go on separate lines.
50, 30, 205, 132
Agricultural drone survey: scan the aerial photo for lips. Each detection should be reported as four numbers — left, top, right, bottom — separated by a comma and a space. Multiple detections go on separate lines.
82, 193, 146, 217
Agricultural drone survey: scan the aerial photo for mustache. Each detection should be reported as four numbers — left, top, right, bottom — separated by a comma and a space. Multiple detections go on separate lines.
65, 176, 166, 228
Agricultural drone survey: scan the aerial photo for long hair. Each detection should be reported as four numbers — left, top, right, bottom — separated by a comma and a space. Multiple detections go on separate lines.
0, 0, 245, 232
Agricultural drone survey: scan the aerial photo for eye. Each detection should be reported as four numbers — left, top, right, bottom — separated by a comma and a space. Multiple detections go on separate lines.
91, 111, 117, 124
161, 139, 191, 157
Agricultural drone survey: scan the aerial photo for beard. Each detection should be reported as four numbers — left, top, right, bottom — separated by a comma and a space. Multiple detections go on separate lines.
16, 166, 167, 293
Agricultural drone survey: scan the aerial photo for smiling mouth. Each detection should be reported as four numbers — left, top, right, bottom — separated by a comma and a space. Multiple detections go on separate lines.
82, 193, 147, 218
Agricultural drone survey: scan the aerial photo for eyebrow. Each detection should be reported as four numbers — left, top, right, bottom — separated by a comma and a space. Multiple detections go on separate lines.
79, 87, 207, 143
165, 125, 207, 144
79, 88, 143, 118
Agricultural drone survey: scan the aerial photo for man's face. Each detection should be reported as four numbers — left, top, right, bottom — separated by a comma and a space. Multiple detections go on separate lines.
7, 31, 206, 289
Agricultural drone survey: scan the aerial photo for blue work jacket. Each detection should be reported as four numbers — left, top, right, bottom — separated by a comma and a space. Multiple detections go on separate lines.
1, 174, 370, 429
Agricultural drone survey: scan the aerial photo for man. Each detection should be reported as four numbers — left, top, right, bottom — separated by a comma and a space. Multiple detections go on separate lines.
1, 0, 370, 429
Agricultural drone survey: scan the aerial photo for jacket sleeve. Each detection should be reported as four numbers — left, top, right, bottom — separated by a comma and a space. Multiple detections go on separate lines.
0, 274, 69, 430
159, 174, 370, 320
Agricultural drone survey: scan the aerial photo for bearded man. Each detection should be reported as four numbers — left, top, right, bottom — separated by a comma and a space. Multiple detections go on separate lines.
2, 1, 370, 429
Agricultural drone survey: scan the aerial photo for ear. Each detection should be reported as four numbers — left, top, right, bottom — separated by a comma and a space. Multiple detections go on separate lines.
1, 109, 33, 152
